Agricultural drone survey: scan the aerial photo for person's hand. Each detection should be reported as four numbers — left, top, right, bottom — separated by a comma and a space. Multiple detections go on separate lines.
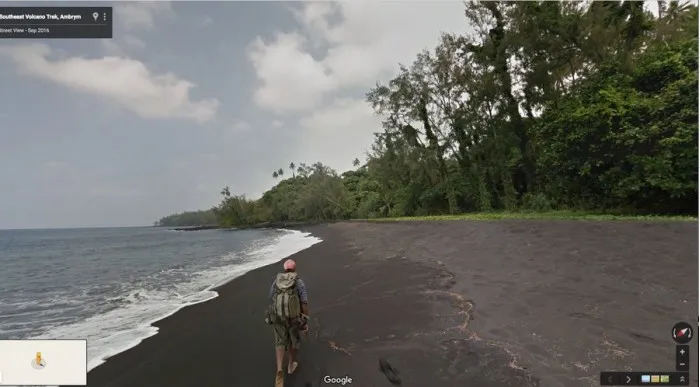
299, 314, 309, 334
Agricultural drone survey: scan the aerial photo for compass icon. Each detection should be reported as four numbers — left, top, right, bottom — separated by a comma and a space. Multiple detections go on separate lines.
30, 352, 47, 370
671, 322, 693, 344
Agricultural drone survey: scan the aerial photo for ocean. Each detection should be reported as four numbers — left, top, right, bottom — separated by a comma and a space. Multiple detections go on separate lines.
0, 226, 321, 371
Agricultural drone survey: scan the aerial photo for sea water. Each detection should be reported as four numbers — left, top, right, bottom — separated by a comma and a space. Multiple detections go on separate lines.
0, 226, 321, 371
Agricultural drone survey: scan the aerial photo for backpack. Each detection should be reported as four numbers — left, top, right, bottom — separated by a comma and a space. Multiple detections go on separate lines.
271, 272, 302, 321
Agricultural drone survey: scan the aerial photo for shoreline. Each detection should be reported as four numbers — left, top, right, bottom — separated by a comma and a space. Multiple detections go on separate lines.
84, 290, 219, 371
83, 220, 697, 387
83, 225, 342, 387
163, 220, 335, 232
68, 228, 321, 373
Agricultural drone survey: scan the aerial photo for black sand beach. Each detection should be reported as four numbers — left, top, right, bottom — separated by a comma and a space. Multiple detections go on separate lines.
85, 220, 698, 387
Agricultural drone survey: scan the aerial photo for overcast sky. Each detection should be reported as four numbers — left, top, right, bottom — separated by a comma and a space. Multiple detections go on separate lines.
0, 1, 474, 229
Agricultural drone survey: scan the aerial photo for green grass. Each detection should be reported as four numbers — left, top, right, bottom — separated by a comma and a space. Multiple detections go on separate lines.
357, 210, 697, 222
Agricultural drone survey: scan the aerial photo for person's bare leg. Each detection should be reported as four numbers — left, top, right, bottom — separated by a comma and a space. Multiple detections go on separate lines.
275, 347, 285, 387
287, 326, 300, 374
287, 348, 297, 371
275, 347, 285, 373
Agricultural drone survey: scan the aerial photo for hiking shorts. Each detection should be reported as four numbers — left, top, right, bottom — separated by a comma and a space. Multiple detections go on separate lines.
273, 320, 301, 349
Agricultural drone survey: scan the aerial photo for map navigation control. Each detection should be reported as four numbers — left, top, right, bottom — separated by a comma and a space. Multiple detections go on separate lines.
671, 322, 693, 344
600, 372, 690, 385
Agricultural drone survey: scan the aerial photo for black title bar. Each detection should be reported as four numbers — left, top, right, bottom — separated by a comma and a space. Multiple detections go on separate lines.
0, 7, 112, 38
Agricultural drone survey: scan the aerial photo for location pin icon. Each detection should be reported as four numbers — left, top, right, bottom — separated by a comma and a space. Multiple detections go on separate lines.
92, 12, 99, 22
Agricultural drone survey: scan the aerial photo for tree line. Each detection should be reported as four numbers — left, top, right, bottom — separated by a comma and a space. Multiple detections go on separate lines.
154, 209, 217, 227
159, 1, 698, 228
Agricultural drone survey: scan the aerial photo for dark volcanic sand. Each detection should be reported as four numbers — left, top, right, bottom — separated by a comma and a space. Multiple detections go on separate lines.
85, 220, 698, 387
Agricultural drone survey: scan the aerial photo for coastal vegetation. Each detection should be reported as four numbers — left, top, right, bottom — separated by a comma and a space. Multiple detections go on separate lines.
365, 211, 696, 222
158, 1, 698, 228
154, 210, 217, 227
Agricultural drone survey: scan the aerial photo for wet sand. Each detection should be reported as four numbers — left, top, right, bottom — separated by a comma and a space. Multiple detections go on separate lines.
85, 220, 698, 387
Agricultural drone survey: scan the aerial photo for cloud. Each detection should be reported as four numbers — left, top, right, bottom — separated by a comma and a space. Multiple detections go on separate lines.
101, 2, 173, 56
271, 119, 284, 128
0, 43, 219, 123
114, 1, 175, 32
248, 32, 335, 113
296, 98, 380, 171
100, 35, 147, 56
247, 1, 471, 172
121, 35, 148, 49
230, 120, 252, 134
248, 2, 471, 114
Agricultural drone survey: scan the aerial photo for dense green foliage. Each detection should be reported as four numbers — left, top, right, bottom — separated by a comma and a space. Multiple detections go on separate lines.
154, 209, 217, 227
159, 1, 698, 228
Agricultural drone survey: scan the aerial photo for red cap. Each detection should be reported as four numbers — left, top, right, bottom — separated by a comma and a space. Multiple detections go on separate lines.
283, 259, 296, 271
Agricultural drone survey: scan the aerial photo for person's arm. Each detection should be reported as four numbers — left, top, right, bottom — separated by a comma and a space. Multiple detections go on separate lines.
297, 278, 309, 317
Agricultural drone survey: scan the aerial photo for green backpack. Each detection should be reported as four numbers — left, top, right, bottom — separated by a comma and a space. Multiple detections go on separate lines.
271, 272, 301, 321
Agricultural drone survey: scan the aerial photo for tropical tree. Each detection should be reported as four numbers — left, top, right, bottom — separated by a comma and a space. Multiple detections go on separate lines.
158, 1, 698, 227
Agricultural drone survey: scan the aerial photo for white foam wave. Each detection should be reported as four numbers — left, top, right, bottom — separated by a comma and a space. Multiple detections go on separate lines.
31, 229, 322, 371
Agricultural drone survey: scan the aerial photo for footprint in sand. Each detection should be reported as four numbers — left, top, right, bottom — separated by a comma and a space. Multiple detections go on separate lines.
378, 358, 402, 386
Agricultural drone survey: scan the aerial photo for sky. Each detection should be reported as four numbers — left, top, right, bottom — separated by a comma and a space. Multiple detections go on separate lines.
0, 1, 473, 229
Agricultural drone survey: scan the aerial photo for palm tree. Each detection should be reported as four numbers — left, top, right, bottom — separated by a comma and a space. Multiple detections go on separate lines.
352, 158, 361, 167
272, 171, 279, 179
289, 162, 296, 178
656, 1, 696, 43
277, 168, 284, 177
297, 163, 308, 179
657, 0, 666, 19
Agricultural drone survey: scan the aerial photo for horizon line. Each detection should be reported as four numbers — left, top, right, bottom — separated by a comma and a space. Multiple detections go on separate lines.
0, 225, 153, 231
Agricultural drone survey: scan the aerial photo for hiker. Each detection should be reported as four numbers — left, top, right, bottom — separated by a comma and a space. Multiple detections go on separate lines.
267, 259, 309, 387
